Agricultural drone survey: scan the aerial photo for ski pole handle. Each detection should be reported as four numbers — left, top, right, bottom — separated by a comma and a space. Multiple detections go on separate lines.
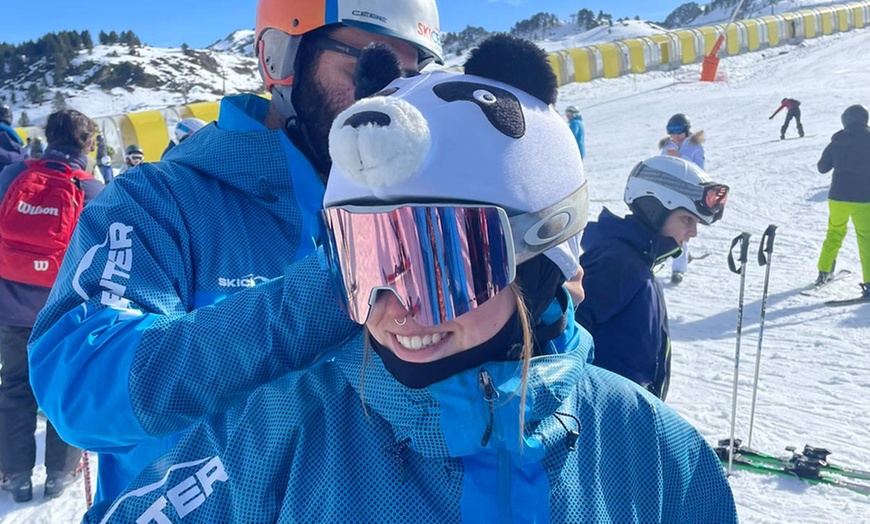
728, 232, 752, 274
757, 224, 778, 266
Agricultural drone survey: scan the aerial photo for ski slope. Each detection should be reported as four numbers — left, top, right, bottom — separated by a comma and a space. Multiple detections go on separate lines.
2, 27, 870, 524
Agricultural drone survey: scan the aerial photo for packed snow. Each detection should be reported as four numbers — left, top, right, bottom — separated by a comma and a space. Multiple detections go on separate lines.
2, 25, 870, 524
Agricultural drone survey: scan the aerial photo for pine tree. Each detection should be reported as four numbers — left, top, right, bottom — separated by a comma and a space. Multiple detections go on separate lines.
108, 31, 119, 44
52, 90, 68, 111
82, 30, 94, 52
18, 111, 30, 127
27, 83, 41, 104
99, 30, 109, 45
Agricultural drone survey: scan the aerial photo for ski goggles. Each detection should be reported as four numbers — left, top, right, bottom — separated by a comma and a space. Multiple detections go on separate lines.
699, 183, 729, 218
127, 154, 144, 163
321, 185, 589, 327
666, 123, 689, 135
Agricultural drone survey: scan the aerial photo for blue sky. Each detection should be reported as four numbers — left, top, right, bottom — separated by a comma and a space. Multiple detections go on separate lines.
2, 0, 685, 48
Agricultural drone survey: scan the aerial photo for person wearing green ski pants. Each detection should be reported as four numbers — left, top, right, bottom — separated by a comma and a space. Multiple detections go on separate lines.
815, 104, 870, 296
817, 200, 870, 281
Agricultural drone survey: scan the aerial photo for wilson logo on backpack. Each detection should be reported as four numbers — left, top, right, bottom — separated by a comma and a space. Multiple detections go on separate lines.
18, 201, 61, 216
0, 159, 93, 287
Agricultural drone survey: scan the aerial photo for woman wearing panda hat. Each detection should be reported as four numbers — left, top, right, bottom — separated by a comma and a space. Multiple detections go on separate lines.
82, 36, 735, 523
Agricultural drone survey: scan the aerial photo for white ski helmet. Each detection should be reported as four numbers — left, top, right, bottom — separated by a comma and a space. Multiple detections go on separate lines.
624, 156, 728, 227
325, 47, 588, 280
174, 118, 206, 143
255, 0, 444, 120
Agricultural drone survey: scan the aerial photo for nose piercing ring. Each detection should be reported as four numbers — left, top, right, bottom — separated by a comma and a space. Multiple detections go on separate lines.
394, 314, 408, 326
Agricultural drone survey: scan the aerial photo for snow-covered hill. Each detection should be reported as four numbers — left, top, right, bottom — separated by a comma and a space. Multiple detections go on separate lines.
0, 42, 260, 126
207, 29, 255, 56
682, 0, 849, 27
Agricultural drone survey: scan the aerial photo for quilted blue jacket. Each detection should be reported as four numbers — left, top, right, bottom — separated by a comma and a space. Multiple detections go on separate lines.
83, 308, 736, 523
29, 94, 358, 503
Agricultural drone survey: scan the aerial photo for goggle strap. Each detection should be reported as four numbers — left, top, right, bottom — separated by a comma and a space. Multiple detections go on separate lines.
510, 182, 589, 266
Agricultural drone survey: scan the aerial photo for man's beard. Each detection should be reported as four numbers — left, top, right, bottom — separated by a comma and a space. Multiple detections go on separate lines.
292, 72, 347, 176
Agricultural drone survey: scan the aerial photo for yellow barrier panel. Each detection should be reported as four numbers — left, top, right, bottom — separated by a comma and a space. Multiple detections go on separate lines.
649, 34, 671, 66
674, 30, 698, 64
623, 39, 647, 73
744, 20, 761, 51
13, 128, 28, 143
594, 44, 621, 78
185, 101, 220, 123
121, 110, 169, 162
547, 54, 564, 86
566, 48, 594, 82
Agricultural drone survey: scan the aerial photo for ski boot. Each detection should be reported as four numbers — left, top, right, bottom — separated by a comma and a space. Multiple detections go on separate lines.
798, 124, 805, 138
671, 271, 684, 284
1, 473, 33, 503
815, 260, 837, 286
44, 469, 81, 499
861, 283, 870, 299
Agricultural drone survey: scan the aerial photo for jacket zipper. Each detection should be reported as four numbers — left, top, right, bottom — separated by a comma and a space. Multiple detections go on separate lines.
478, 369, 499, 446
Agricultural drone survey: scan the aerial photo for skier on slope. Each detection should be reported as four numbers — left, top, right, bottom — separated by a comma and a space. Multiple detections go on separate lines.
815, 104, 870, 299
575, 156, 729, 400
769, 97, 804, 139
80, 36, 736, 524
659, 113, 705, 284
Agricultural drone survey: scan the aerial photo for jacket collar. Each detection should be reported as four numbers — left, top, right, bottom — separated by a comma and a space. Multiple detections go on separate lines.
583, 209, 680, 266
335, 296, 592, 461
159, 94, 326, 227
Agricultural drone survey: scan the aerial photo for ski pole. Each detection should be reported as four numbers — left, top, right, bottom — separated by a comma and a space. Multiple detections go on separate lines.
82, 450, 93, 509
747, 225, 777, 449
726, 232, 752, 476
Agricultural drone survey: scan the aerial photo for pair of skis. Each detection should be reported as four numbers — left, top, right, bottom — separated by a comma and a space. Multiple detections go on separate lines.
802, 269, 870, 306
715, 439, 870, 495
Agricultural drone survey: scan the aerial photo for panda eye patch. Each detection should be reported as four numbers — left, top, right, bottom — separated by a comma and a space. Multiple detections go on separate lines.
474, 90, 497, 105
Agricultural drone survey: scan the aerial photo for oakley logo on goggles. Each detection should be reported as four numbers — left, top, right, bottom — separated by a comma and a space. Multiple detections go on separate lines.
321, 183, 588, 327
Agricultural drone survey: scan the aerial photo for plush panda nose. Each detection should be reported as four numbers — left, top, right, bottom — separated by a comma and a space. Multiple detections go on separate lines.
343, 111, 391, 129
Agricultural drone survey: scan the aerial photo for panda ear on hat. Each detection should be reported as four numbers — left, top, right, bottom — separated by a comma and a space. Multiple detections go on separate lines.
463, 34, 558, 106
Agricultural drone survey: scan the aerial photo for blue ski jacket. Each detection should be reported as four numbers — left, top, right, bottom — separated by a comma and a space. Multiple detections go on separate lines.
568, 114, 586, 159
82, 294, 736, 524
29, 94, 358, 503
575, 209, 680, 399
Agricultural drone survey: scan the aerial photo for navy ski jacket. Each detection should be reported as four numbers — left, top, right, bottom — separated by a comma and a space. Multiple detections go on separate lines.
574, 209, 680, 399
817, 125, 870, 203
0, 127, 25, 172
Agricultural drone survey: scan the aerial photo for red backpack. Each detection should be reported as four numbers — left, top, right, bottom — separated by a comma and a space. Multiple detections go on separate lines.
0, 159, 93, 287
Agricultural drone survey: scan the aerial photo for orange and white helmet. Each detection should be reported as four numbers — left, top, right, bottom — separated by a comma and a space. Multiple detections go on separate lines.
255, 0, 443, 99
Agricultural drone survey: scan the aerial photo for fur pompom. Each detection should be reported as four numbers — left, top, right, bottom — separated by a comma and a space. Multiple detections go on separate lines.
354, 42, 403, 101
463, 34, 558, 105
329, 96, 431, 188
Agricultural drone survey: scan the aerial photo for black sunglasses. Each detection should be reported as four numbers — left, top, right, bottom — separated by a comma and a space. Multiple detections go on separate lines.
312, 37, 420, 78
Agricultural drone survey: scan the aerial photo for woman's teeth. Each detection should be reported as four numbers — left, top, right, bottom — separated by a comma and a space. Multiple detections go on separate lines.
396, 333, 444, 350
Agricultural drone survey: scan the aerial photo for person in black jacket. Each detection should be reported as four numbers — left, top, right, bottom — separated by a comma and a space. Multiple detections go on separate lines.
575, 156, 728, 400
815, 104, 870, 298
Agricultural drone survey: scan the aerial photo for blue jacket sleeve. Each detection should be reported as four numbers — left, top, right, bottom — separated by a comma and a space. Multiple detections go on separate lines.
30, 177, 358, 452
569, 118, 585, 159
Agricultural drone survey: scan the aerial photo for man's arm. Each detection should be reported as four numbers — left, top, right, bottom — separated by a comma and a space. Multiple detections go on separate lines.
817, 143, 834, 174
31, 178, 356, 451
